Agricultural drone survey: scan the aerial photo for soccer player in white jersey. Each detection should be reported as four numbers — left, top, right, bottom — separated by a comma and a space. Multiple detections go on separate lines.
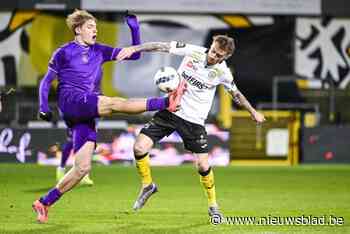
117, 35, 266, 218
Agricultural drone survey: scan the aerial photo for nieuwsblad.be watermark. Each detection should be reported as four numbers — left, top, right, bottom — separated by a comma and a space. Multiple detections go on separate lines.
210, 214, 345, 226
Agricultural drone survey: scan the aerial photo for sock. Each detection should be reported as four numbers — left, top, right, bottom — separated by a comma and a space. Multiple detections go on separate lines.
146, 97, 169, 111
39, 188, 62, 206
60, 141, 73, 168
199, 167, 217, 207
135, 153, 153, 187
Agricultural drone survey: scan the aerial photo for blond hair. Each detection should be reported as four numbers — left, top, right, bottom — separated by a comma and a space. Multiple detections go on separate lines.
213, 35, 235, 57
66, 9, 96, 35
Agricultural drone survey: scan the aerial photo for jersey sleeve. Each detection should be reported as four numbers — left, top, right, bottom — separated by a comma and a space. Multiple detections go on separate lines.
220, 67, 238, 93
95, 43, 121, 62
39, 69, 57, 113
169, 41, 206, 57
48, 47, 66, 73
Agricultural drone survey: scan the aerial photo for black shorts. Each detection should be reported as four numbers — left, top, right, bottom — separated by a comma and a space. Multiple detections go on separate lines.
140, 110, 208, 153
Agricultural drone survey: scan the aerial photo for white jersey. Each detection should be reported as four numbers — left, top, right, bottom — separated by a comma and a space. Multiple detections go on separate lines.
169, 41, 237, 126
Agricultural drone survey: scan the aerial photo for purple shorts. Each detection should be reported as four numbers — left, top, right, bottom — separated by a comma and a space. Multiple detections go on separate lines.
58, 92, 99, 127
58, 92, 99, 152
71, 121, 97, 153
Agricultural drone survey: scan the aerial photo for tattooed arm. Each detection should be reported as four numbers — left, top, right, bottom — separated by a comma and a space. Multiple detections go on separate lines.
116, 42, 171, 60
133, 42, 171, 53
229, 89, 266, 123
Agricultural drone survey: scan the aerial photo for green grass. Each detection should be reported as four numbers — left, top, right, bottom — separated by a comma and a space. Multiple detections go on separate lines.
0, 164, 349, 234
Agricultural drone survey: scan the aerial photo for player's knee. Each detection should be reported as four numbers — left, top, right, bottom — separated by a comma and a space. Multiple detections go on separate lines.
98, 96, 113, 116
75, 163, 91, 176
197, 160, 210, 172
133, 142, 149, 157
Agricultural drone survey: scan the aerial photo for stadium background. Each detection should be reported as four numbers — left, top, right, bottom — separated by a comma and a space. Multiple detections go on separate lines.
1, 1, 350, 165
0, 1, 349, 233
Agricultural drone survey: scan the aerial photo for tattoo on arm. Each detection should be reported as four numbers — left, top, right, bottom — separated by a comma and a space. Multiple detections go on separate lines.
230, 90, 255, 114
133, 42, 171, 53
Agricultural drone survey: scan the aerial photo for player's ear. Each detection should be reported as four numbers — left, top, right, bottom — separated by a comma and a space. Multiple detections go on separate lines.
224, 53, 231, 60
75, 26, 81, 35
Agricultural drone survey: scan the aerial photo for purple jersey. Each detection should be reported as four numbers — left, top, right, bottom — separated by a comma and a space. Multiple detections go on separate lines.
49, 42, 120, 97
48, 42, 121, 123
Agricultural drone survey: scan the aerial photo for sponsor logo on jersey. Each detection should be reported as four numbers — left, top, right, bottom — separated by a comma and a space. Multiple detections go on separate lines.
181, 71, 210, 90
176, 41, 186, 48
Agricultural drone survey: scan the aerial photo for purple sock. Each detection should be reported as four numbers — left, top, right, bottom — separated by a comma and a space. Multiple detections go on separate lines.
60, 141, 73, 168
40, 188, 62, 206
146, 97, 169, 111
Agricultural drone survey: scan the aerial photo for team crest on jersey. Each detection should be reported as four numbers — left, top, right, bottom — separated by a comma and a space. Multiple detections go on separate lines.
208, 70, 217, 79
81, 50, 89, 63
82, 54, 88, 63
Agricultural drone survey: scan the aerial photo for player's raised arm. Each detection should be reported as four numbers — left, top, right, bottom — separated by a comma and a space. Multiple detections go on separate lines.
124, 13, 141, 60
116, 41, 204, 61
116, 42, 171, 61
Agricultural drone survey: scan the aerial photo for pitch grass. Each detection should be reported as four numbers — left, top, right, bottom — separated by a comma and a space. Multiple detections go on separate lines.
0, 164, 349, 234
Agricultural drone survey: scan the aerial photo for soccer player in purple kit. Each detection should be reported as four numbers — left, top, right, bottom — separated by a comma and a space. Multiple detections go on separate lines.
32, 9, 185, 223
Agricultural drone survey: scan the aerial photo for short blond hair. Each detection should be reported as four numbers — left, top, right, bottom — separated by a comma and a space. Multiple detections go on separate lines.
66, 9, 96, 35
213, 35, 235, 57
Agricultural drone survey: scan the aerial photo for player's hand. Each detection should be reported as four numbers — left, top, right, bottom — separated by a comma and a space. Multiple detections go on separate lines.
251, 111, 266, 124
125, 11, 139, 28
117, 47, 137, 61
38, 111, 53, 122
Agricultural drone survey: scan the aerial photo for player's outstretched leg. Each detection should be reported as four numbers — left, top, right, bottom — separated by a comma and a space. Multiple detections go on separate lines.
97, 79, 186, 116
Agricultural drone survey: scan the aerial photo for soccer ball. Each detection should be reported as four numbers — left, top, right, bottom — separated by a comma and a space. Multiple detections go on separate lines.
154, 66, 180, 93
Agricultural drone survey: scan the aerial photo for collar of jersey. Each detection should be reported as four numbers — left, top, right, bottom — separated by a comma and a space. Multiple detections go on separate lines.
73, 40, 90, 50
